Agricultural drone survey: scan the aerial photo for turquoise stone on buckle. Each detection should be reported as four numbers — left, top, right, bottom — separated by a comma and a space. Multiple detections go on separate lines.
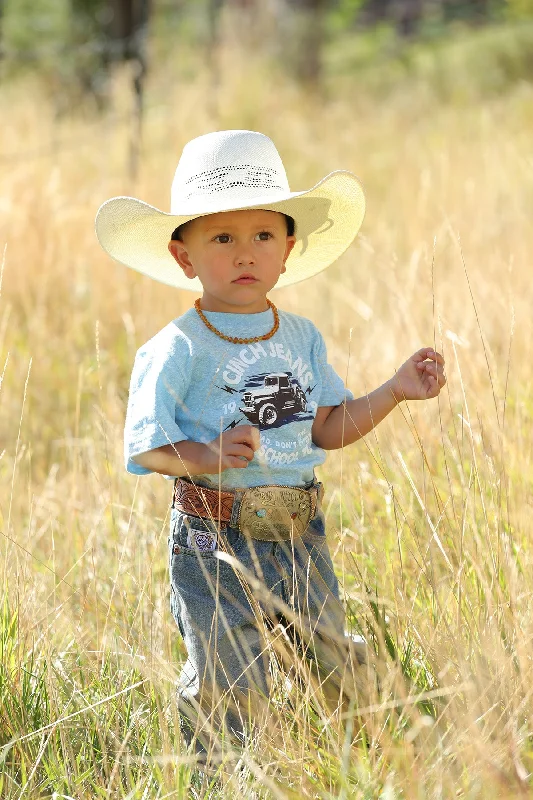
256, 509, 267, 518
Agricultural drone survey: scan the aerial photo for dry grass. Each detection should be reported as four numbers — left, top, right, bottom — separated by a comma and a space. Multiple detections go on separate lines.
1, 38, 533, 798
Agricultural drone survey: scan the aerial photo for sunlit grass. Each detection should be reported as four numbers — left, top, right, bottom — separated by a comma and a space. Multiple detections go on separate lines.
1, 29, 533, 798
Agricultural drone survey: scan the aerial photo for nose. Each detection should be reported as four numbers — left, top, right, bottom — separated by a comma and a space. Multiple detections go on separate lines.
234, 243, 255, 268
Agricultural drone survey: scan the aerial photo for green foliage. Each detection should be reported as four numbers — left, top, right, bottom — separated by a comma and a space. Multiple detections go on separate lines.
325, 20, 533, 101
2, 0, 69, 56
0, 601, 182, 798
505, 0, 533, 18
328, 0, 367, 33
2, 0, 533, 102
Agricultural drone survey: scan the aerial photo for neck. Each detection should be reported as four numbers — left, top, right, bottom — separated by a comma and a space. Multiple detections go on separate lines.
193, 297, 279, 344
198, 293, 270, 314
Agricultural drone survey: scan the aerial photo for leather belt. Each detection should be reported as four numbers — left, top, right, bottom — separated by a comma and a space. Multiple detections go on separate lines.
172, 478, 323, 541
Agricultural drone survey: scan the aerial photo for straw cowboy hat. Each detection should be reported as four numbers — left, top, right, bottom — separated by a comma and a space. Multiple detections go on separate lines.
95, 129, 366, 291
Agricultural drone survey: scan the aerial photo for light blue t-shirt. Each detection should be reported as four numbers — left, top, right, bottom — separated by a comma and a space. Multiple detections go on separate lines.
125, 307, 353, 489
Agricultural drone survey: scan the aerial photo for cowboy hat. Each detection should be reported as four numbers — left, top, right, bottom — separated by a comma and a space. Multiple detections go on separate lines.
95, 130, 365, 291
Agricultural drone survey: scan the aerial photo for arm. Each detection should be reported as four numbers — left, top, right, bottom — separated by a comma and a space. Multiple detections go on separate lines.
313, 347, 446, 450
131, 426, 261, 478
312, 380, 398, 450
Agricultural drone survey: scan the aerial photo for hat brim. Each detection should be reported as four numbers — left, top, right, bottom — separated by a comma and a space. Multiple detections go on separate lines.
94, 170, 365, 291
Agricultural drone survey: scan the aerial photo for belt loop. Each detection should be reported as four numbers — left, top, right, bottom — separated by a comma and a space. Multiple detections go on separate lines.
171, 478, 178, 508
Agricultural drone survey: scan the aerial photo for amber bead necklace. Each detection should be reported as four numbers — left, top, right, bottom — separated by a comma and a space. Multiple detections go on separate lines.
194, 298, 279, 345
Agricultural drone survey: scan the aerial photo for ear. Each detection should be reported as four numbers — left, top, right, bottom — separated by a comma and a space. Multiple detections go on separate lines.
168, 240, 197, 280
280, 236, 296, 274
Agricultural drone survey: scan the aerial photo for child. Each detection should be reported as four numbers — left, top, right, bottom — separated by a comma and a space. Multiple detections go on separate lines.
96, 130, 446, 760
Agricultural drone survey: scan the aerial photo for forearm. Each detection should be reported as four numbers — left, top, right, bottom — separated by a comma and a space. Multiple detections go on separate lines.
314, 379, 401, 450
131, 425, 260, 477
132, 440, 214, 478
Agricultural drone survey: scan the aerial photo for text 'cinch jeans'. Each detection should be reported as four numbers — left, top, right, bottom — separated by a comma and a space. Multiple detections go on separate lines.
167, 482, 366, 756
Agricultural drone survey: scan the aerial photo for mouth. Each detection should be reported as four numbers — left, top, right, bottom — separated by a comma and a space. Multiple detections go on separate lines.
232, 274, 259, 285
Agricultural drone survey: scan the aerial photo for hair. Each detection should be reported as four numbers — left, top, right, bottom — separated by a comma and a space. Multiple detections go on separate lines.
170, 213, 295, 241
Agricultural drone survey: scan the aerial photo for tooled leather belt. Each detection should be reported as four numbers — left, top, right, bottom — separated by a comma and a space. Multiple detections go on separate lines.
172, 478, 323, 541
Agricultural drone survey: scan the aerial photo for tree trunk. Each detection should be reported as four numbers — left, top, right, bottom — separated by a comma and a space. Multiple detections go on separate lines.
102, 0, 151, 179
288, 0, 327, 87
391, 0, 423, 37
104, 0, 151, 60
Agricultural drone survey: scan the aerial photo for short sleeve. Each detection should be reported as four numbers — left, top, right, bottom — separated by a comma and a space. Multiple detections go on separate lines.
314, 330, 354, 407
124, 333, 191, 475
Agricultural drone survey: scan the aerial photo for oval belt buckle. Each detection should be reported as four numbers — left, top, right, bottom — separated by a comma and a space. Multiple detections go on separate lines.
238, 487, 313, 541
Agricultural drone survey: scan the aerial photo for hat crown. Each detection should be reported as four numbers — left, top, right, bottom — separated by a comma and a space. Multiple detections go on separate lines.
170, 130, 291, 214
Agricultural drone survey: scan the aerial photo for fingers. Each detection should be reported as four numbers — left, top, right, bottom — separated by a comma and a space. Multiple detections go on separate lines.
417, 360, 446, 380
211, 425, 261, 471
225, 424, 261, 451
415, 349, 446, 380
416, 361, 442, 375
416, 361, 447, 395
226, 442, 256, 461
414, 347, 445, 366
223, 455, 253, 469
417, 363, 446, 384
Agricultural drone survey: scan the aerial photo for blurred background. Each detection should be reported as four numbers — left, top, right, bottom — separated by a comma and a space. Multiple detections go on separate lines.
0, 0, 533, 134
1, 0, 533, 172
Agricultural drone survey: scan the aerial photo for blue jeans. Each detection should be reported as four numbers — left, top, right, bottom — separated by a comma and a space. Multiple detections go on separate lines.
168, 487, 366, 756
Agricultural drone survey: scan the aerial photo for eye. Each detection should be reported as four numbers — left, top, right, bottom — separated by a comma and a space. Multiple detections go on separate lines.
255, 231, 273, 241
213, 233, 232, 244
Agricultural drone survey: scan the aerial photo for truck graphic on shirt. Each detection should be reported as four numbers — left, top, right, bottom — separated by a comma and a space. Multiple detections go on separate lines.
240, 372, 307, 427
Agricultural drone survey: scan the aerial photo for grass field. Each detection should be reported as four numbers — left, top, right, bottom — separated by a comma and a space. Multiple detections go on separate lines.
1, 26, 533, 798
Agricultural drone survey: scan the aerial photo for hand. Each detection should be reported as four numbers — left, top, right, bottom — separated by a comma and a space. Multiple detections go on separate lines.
388, 348, 446, 402
204, 425, 261, 472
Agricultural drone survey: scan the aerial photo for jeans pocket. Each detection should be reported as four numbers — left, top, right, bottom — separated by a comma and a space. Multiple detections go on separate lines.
170, 510, 217, 556
170, 509, 243, 556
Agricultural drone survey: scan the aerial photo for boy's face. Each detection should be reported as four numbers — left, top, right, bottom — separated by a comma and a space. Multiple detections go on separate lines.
168, 209, 296, 313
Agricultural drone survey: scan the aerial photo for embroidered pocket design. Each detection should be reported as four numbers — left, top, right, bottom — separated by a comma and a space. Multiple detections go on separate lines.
187, 527, 218, 552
